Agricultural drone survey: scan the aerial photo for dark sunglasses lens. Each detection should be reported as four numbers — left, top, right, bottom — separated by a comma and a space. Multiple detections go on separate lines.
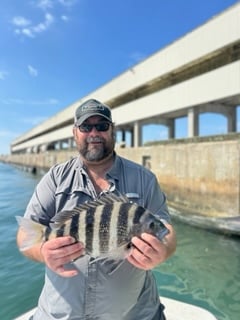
79, 123, 110, 132
95, 123, 110, 131
79, 124, 92, 132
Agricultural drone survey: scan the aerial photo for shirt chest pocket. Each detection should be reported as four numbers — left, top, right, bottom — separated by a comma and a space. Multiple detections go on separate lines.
125, 192, 144, 207
55, 185, 91, 212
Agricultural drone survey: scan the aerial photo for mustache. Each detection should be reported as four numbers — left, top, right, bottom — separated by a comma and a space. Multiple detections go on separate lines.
86, 136, 105, 143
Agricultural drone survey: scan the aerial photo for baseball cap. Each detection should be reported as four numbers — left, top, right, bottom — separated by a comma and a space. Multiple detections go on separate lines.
74, 99, 112, 126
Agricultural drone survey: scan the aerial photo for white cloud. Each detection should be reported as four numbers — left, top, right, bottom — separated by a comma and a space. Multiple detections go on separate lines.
11, 16, 31, 27
33, 13, 54, 33
12, 13, 54, 38
11, 0, 78, 38
37, 0, 54, 10
28, 65, 38, 77
21, 28, 35, 38
0, 71, 9, 80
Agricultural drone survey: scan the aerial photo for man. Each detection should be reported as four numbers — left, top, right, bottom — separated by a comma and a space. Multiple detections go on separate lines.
17, 98, 176, 320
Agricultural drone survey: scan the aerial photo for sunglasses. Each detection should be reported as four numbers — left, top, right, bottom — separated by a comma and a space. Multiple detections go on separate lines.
78, 122, 111, 133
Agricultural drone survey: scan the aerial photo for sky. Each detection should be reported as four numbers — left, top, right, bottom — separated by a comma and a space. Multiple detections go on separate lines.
0, 0, 239, 154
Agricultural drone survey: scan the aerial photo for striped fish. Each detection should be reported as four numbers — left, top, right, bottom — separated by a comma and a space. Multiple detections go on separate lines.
16, 193, 169, 259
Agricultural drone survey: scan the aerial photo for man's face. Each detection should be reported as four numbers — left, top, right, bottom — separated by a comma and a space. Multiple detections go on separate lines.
73, 116, 115, 162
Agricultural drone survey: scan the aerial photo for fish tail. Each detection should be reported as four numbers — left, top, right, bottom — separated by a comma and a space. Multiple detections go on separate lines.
16, 216, 46, 251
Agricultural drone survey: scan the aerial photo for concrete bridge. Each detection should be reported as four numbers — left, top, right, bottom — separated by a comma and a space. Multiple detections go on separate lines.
3, 3, 240, 227
10, 2, 240, 154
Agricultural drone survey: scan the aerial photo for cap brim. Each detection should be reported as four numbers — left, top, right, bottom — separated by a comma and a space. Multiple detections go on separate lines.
75, 113, 112, 126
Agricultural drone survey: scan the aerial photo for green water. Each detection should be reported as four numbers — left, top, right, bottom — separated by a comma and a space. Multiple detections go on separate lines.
154, 221, 240, 320
0, 163, 239, 320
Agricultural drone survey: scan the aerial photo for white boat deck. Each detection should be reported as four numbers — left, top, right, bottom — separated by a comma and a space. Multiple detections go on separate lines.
14, 296, 218, 319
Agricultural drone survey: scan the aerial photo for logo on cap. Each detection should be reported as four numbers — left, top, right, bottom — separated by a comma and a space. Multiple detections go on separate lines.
81, 103, 105, 112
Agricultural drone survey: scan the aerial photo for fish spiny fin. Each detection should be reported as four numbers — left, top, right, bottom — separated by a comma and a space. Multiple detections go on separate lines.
50, 208, 81, 226
98, 192, 129, 204
51, 192, 130, 226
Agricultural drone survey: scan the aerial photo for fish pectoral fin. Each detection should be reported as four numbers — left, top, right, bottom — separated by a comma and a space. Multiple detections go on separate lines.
89, 255, 107, 264
89, 244, 130, 265
106, 244, 130, 260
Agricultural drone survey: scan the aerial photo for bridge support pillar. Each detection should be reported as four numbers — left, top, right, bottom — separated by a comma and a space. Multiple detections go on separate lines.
226, 106, 237, 133
188, 108, 199, 137
134, 122, 142, 147
117, 129, 127, 147
167, 119, 175, 138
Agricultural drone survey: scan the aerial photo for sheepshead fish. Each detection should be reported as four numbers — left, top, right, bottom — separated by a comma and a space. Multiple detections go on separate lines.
16, 193, 169, 259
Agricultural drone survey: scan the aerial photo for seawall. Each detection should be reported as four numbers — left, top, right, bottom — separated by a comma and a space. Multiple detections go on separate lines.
1, 133, 240, 219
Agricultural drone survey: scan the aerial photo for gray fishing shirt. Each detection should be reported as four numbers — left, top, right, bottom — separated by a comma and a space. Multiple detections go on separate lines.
24, 155, 171, 320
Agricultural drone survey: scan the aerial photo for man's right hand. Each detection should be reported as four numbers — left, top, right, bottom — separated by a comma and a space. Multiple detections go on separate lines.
40, 236, 85, 277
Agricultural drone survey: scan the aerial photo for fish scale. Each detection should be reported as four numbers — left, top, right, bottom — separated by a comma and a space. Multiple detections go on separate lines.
99, 202, 113, 254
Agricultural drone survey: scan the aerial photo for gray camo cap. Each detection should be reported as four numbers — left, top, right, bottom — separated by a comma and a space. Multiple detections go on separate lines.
75, 99, 112, 126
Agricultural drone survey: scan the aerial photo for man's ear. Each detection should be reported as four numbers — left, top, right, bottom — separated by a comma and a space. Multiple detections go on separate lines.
72, 126, 77, 140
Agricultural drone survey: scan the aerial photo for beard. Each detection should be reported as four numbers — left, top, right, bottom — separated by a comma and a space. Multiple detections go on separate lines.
78, 134, 115, 162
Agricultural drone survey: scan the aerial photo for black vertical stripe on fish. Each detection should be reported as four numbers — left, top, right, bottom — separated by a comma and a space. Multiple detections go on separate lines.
99, 203, 113, 253
45, 226, 52, 241
133, 205, 146, 224
85, 207, 95, 254
56, 224, 66, 237
116, 203, 130, 246
70, 214, 80, 241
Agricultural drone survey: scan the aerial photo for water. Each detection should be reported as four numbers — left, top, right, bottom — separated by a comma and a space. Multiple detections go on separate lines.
0, 162, 239, 320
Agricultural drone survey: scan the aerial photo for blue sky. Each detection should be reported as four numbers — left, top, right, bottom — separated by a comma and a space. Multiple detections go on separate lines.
0, 0, 239, 154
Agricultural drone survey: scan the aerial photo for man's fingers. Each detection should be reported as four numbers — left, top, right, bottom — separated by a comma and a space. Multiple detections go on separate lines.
52, 242, 85, 260
44, 236, 76, 250
55, 265, 79, 278
41, 237, 85, 277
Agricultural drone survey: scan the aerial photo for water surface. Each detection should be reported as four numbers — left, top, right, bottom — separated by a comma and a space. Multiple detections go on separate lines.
0, 163, 239, 320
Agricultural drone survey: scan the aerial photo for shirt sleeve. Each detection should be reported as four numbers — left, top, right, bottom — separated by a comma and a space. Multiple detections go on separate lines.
144, 175, 172, 224
24, 166, 57, 223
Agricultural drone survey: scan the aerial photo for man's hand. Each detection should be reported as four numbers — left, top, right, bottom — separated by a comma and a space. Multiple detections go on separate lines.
40, 236, 85, 277
127, 233, 170, 270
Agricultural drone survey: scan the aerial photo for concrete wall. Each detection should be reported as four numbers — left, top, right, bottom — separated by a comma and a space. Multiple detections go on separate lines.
2, 135, 239, 218
117, 139, 240, 218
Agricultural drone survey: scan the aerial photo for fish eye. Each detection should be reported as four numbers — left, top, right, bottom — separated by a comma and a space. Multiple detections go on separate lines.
126, 242, 132, 249
149, 221, 155, 230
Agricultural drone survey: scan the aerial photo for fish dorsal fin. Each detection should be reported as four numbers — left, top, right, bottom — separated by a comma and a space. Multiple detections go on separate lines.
50, 208, 81, 227
99, 192, 129, 204
50, 192, 129, 227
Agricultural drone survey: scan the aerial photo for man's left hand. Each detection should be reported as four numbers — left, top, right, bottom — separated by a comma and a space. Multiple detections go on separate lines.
127, 233, 168, 270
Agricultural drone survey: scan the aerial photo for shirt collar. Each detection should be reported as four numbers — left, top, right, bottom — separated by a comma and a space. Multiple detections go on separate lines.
106, 153, 120, 181
74, 153, 120, 181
